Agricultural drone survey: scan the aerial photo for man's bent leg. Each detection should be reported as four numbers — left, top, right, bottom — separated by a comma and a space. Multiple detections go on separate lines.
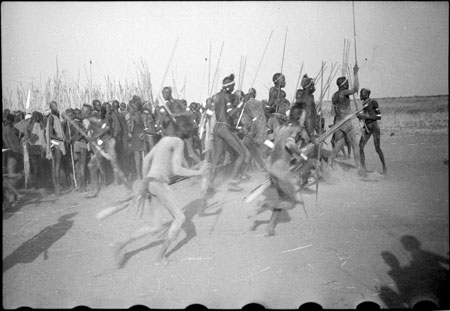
359, 129, 370, 172
152, 182, 185, 263
346, 128, 365, 176
373, 124, 387, 174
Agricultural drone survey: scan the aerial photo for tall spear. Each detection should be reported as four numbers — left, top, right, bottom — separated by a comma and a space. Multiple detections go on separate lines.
158, 37, 179, 112
352, 1, 358, 67
315, 61, 325, 208
293, 62, 304, 102
250, 30, 273, 88
209, 41, 224, 96
280, 27, 288, 74
208, 42, 212, 97
89, 59, 93, 104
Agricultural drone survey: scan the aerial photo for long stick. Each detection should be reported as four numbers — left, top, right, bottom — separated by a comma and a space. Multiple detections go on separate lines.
209, 41, 224, 96
315, 61, 325, 208
294, 62, 304, 97
352, 1, 358, 65
251, 30, 273, 88
66, 121, 78, 188
347, 64, 359, 110
89, 59, 93, 104
208, 42, 212, 97
280, 27, 288, 74
158, 37, 179, 100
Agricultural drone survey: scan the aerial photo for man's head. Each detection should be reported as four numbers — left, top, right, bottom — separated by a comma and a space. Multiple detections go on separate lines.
172, 115, 193, 139
49, 101, 58, 114
360, 88, 371, 100
81, 104, 93, 119
189, 102, 198, 112
112, 100, 120, 111
131, 95, 142, 105
247, 88, 256, 99
289, 104, 303, 124
222, 74, 235, 93
6, 114, 15, 126
180, 99, 187, 110
104, 102, 112, 114
65, 108, 74, 121
337, 77, 349, 90
74, 108, 81, 119
301, 74, 315, 93
119, 102, 127, 112
92, 99, 102, 111
162, 87, 173, 101
32, 111, 43, 123
273, 73, 286, 88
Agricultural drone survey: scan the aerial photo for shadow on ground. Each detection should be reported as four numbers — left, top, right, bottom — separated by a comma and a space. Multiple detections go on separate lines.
3, 212, 77, 273
117, 197, 222, 268
378, 235, 449, 308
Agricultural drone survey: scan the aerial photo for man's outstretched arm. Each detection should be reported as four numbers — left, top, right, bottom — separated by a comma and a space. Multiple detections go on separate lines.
172, 139, 207, 177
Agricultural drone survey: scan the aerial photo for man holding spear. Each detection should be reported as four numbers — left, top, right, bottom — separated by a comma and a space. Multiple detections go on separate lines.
328, 64, 365, 176
206, 74, 251, 193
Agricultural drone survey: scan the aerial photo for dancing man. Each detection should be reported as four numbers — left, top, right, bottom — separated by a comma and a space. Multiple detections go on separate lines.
112, 115, 209, 266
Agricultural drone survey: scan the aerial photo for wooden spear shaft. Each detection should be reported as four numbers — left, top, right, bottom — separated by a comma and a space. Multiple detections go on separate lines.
251, 30, 273, 88
280, 27, 288, 74
209, 41, 224, 96
352, 1, 358, 66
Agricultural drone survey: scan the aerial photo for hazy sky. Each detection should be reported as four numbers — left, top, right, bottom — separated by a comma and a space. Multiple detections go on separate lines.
2, 1, 448, 104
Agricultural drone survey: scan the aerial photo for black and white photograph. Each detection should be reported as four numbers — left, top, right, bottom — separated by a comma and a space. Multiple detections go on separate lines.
2, 1, 449, 309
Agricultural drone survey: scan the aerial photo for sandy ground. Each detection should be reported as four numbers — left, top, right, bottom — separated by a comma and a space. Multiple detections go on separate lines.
3, 127, 449, 309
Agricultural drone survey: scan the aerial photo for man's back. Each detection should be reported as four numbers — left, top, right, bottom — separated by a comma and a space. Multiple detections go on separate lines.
214, 91, 233, 123
147, 136, 183, 183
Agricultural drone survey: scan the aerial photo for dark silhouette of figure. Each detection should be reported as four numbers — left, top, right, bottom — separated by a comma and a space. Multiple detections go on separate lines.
379, 235, 449, 308
3, 212, 77, 273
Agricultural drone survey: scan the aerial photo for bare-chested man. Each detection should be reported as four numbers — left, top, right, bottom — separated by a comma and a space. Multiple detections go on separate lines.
46, 101, 67, 196
207, 74, 251, 193
267, 73, 290, 131
160, 87, 201, 165
112, 116, 209, 266
67, 108, 88, 192
264, 104, 309, 236
357, 88, 387, 174
328, 64, 365, 176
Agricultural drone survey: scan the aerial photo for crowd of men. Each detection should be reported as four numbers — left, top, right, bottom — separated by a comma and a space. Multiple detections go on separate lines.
3, 66, 386, 244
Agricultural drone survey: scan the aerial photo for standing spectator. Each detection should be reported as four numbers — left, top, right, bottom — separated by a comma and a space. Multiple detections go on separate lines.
129, 100, 146, 180
28, 111, 47, 189
45, 101, 67, 196
3, 114, 22, 175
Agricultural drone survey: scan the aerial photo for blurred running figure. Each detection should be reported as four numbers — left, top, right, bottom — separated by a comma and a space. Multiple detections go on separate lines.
112, 117, 209, 266
263, 104, 309, 236
357, 88, 387, 174
328, 64, 365, 176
